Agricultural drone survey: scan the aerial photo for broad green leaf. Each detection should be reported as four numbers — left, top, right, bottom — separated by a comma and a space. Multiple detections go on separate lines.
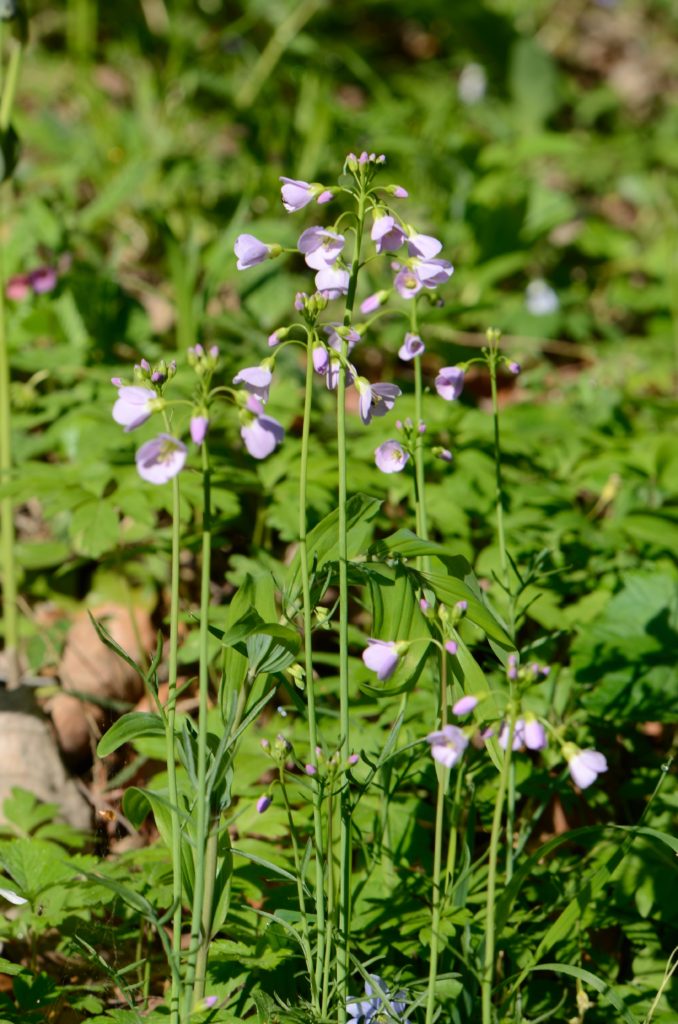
529, 964, 641, 1024
285, 492, 381, 597
97, 712, 166, 758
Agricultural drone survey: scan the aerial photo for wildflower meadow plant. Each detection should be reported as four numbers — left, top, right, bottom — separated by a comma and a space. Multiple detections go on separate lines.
88, 150, 656, 1024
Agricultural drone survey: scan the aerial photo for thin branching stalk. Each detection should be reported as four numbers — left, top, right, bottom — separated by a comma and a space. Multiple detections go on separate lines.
482, 706, 517, 1024
298, 330, 327, 996
185, 442, 212, 1012
336, 177, 366, 1020
165, 469, 183, 1024
425, 647, 450, 1024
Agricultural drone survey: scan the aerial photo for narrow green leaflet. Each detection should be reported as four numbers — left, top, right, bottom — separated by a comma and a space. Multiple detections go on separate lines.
96, 712, 166, 758
528, 964, 641, 1024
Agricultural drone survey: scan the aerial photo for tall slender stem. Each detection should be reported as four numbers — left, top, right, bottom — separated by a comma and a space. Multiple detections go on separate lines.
482, 706, 516, 1024
0, 34, 23, 690
185, 442, 212, 1012
412, 302, 430, 559
336, 182, 366, 1020
298, 332, 327, 996
425, 765, 447, 1024
165, 471, 183, 1024
488, 341, 513, 637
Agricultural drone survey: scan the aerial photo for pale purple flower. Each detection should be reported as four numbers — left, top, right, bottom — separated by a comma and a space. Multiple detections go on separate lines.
0, 886, 27, 906
347, 975, 409, 1023
416, 257, 454, 288
317, 189, 333, 205
234, 233, 272, 270
110, 376, 122, 387
190, 415, 209, 445
324, 324, 360, 355
375, 440, 409, 474
312, 344, 330, 375
445, 640, 458, 656
241, 408, 285, 459
113, 385, 157, 432
257, 795, 272, 813
360, 291, 387, 315
268, 330, 282, 347
525, 279, 559, 316
508, 361, 521, 375
458, 63, 487, 105
499, 719, 525, 751
393, 265, 423, 299
371, 214, 406, 254
356, 379, 401, 424
392, 185, 409, 198
305, 764, 317, 776
507, 654, 519, 680
347, 753, 360, 766
453, 695, 478, 716
407, 233, 442, 260
294, 291, 308, 311
233, 365, 273, 404
568, 748, 608, 789
135, 434, 187, 485
315, 266, 350, 298
203, 996, 218, 1009
298, 227, 345, 270
29, 266, 59, 294
398, 332, 425, 361
139, 358, 151, 372
362, 639, 400, 681
437, 448, 453, 462
435, 367, 464, 401
523, 718, 547, 751
426, 724, 468, 768
455, 600, 468, 614
280, 176, 314, 212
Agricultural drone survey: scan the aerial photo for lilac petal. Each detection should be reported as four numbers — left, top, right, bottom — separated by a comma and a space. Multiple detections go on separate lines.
375, 440, 409, 474
29, 266, 58, 294
280, 176, 313, 212
135, 434, 187, 484
435, 367, 464, 401
407, 233, 443, 259
523, 719, 547, 750
398, 332, 425, 361
452, 695, 478, 716
298, 227, 345, 270
241, 414, 284, 459
362, 639, 400, 680
233, 366, 273, 403
569, 749, 608, 789
394, 266, 422, 299
234, 233, 270, 270
113, 385, 156, 432
416, 257, 454, 286
190, 415, 209, 445
315, 266, 350, 298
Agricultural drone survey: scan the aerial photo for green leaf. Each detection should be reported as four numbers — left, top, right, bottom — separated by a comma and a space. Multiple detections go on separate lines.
285, 492, 381, 597
529, 964, 641, 1024
97, 712, 166, 758
70, 498, 119, 558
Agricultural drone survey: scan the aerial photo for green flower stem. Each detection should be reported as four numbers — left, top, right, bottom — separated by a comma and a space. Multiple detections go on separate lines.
425, 763, 447, 1024
425, 647, 449, 1024
279, 768, 319, 1011
482, 706, 517, 1024
443, 760, 465, 904
185, 441, 212, 1012
411, 302, 430, 564
321, 777, 336, 1017
0, 33, 24, 691
487, 337, 514, 638
298, 332, 327, 997
506, 760, 516, 883
336, 182, 367, 1021
165, 469, 184, 1024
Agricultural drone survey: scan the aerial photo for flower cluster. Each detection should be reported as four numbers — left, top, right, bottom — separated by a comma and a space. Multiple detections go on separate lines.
110, 347, 223, 483
347, 975, 410, 1024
